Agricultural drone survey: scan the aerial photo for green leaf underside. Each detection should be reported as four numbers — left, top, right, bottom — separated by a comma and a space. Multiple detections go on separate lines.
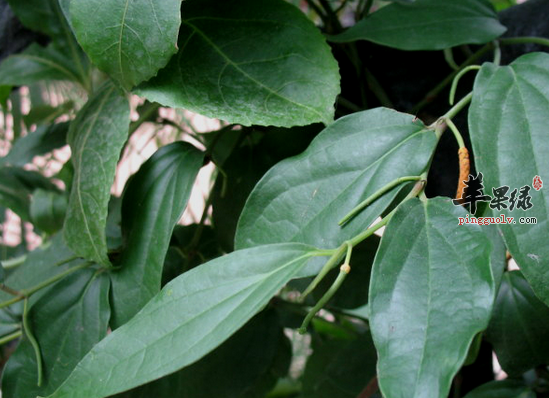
469, 52, 549, 305
114, 310, 291, 398
0, 44, 81, 86
45, 243, 317, 398
70, 0, 181, 90
369, 198, 494, 398
136, 0, 340, 127
110, 142, 204, 328
30, 189, 67, 235
63, 81, 130, 266
486, 271, 549, 375
2, 269, 110, 398
329, 0, 506, 50
463, 380, 535, 398
235, 108, 437, 250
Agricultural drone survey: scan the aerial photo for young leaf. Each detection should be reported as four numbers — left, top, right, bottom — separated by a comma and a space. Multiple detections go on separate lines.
329, 0, 506, 50
235, 108, 437, 250
70, 0, 181, 90
1, 269, 110, 398
469, 52, 549, 305
0, 44, 82, 86
30, 189, 68, 235
114, 310, 291, 398
44, 243, 318, 398
136, 0, 340, 127
462, 380, 535, 398
63, 81, 130, 266
485, 271, 549, 375
110, 142, 204, 327
369, 198, 494, 398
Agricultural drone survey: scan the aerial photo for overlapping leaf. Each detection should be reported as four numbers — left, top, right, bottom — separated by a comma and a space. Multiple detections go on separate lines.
70, 0, 181, 90
485, 271, 549, 375
45, 243, 318, 398
369, 198, 494, 398
235, 108, 437, 250
63, 81, 130, 266
30, 189, 67, 235
469, 52, 549, 305
110, 142, 204, 327
136, 0, 340, 127
1, 269, 110, 398
329, 0, 506, 50
463, 380, 535, 398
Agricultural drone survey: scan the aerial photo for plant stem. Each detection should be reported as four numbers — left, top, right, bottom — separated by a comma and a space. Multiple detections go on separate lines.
443, 48, 459, 71
449, 66, 481, 105
443, 91, 473, 121
1, 254, 27, 269
500, 36, 549, 48
339, 176, 422, 225
300, 244, 347, 301
0, 330, 22, 346
0, 262, 92, 310
23, 298, 43, 387
0, 283, 22, 297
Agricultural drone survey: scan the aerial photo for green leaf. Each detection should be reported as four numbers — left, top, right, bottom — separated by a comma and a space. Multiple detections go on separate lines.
110, 142, 204, 327
63, 81, 130, 266
1, 269, 110, 398
70, 0, 181, 90
30, 189, 68, 235
369, 198, 494, 398
0, 44, 82, 86
485, 271, 549, 375
114, 309, 291, 398
462, 380, 535, 398
301, 333, 377, 398
7, 0, 73, 42
469, 52, 549, 305
0, 123, 68, 167
235, 108, 437, 250
24, 102, 74, 127
136, 0, 340, 127
45, 243, 318, 398
328, 0, 506, 50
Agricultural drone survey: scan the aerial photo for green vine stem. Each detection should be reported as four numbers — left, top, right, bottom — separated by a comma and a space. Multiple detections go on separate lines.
339, 175, 422, 226
0, 329, 22, 346
499, 36, 549, 48
443, 48, 459, 71
442, 91, 473, 121
0, 262, 93, 310
1, 254, 27, 269
449, 66, 481, 106
0, 283, 22, 297
300, 243, 347, 301
23, 298, 43, 387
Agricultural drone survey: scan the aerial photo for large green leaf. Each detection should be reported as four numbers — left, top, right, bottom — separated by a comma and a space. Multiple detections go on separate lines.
235, 108, 437, 250
70, 0, 181, 90
115, 310, 291, 398
44, 243, 318, 398
329, 0, 506, 50
301, 333, 377, 398
0, 44, 82, 86
462, 380, 535, 398
63, 81, 130, 266
1, 269, 110, 398
469, 52, 549, 305
0, 123, 68, 167
485, 271, 549, 375
369, 198, 494, 398
110, 142, 204, 327
30, 189, 68, 235
136, 0, 340, 127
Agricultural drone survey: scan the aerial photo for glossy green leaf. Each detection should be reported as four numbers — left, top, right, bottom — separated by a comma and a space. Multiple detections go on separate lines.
462, 380, 535, 398
0, 123, 68, 167
369, 198, 494, 398
235, 108, 437, 250
485, 271, 549, 375
70, 0, 181, 90
329, 0, 505, 50
136, 0, 340, 127
7, 0, 73, 42
469, 52, 549, 305
45, 243, 318, 398
63, 81, 130, 266
0, 44, 82, 86
30, 189, 67, 235
110, 142, 204, 327
301, 333, 377, 398
2, 269, 110, 398
115, 310, 291, 398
